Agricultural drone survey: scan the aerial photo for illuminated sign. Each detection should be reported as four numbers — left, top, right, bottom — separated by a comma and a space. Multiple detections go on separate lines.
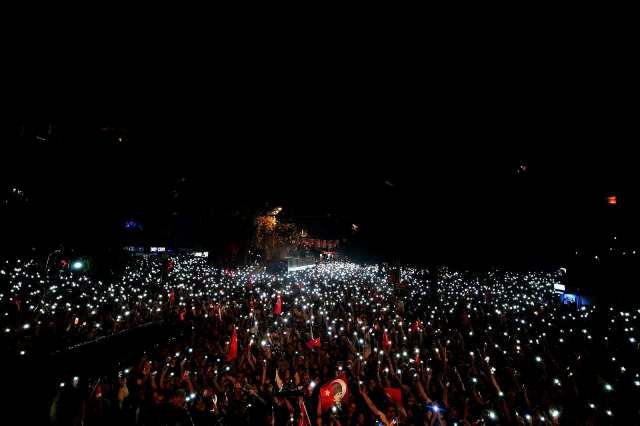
554, 283, 566, 293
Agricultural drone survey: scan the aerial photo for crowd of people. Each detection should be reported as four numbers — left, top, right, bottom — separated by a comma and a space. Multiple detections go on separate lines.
2, 255, 640, 424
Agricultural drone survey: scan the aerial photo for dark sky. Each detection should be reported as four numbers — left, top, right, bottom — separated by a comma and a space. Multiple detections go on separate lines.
2, 117, 636, 267
2, 33, 638, 264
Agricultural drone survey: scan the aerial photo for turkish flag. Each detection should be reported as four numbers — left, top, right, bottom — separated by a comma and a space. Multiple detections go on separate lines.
382, 329, 392, 351
274, 295, 282, 316
410, 320, 421, 333
226, 326, 238, 362
384, 387, 403, 406
319, 374, 349, 412
306, 337, 321, 350
168, 290, 175, 306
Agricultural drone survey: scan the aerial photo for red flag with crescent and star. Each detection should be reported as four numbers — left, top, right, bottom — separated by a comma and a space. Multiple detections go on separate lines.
319, 373, 349, 412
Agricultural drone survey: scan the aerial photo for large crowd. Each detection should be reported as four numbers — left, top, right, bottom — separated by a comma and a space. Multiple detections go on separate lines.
2, 255, 640, 425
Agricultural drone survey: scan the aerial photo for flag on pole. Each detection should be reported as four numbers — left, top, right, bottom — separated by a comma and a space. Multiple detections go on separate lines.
274, 294, 282, 316
226, 326, 238, 362
298, 397, 311, 426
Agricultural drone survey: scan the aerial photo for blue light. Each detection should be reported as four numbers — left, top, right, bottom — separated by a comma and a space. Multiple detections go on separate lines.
72, 261, 84, 270
124, 220, 142, 231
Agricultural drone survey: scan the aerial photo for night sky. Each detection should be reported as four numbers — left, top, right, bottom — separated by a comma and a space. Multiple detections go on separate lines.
2, 39, 638, 265
2, 117, 636, 268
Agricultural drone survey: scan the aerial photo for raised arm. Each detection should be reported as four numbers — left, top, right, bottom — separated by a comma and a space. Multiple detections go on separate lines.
159, 364, 168, 390
182, 370, 194, 394
415, 377, 432, 404
261, 359, 268, 386
360, 388, 391, 426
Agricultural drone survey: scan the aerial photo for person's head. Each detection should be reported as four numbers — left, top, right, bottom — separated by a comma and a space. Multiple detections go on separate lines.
385, 403, 397, 420
170, 390, 185, 408
263, 383, 273, 395
194, 397, 206, 412
448, 403, 460, 420
322, 365, 330, 378
347, 401, 357, 416
407, 393, 416, 407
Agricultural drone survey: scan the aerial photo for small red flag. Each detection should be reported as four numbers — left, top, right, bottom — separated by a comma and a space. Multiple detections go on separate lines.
382, 329, 392, 351
274, 295, 282, 316
319, 374, 349, 412
306, 337, 321, 350
179, 310, 186, 321
384, 387, 403, 406
226, 326, 238, 362
168, 290, 175, 306
298, 398, 311, 426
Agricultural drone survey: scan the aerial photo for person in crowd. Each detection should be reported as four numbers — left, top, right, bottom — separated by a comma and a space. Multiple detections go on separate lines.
2, 256, 638, 424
